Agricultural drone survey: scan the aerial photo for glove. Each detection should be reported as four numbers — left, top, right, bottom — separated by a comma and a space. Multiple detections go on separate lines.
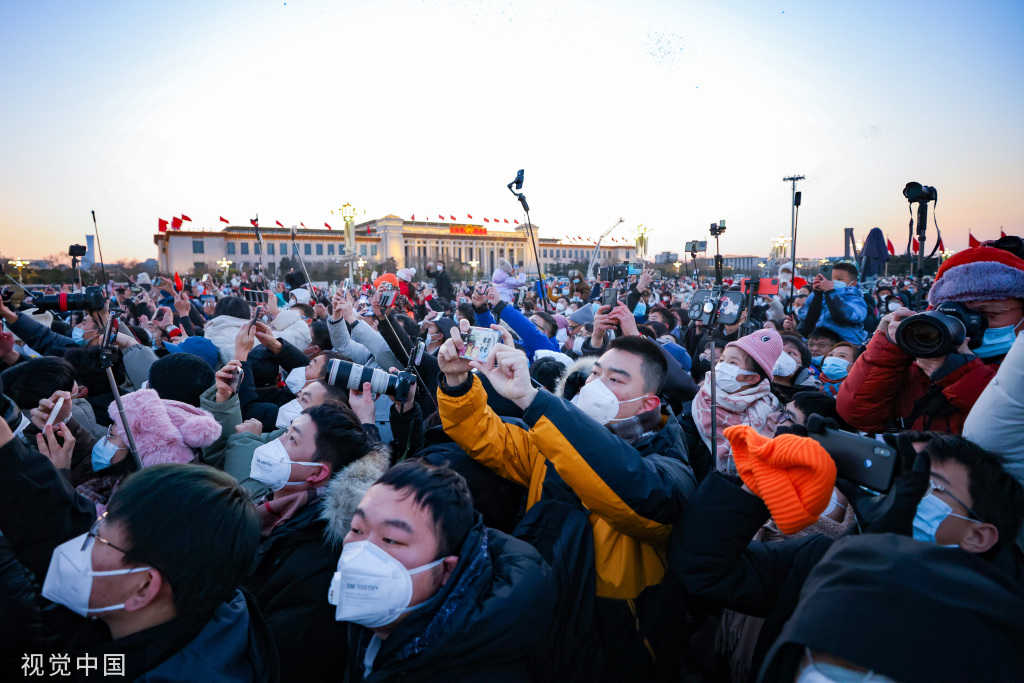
835, 432, 930, 536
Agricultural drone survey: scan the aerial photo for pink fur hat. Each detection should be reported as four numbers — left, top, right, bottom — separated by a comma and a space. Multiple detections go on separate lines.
107, 389, 221, 466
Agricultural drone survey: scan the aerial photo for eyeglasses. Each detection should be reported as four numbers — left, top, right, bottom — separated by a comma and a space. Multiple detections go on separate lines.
82, 512, 132, 556
926, 480, 983, 522
778, 412, 793, 425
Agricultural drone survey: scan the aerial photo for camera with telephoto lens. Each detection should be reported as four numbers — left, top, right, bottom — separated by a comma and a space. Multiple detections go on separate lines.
33, 286, 107, 312
325, 358, 415, 403
893, 302, 987, 358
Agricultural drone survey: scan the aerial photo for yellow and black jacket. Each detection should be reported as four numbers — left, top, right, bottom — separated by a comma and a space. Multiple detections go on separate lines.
438, 374, 696, 600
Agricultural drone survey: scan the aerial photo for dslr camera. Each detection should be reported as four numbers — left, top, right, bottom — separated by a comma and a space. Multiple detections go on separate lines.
894, 302, 986, 358
33, 285, 107, 313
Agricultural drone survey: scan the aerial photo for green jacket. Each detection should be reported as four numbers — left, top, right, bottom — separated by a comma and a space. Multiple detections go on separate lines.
200, 386, 281, 500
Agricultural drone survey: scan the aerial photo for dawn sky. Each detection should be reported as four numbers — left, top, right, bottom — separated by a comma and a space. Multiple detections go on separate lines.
1, 0, 1022, 265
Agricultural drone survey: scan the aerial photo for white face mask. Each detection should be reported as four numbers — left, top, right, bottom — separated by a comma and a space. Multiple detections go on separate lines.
797, 648, 898, 683
275, 399, 304, 429
284, 366, 309, 394
571, 378, 647, 425
328, 541, 445, 628
572, 336, 586, 354
42, 532, 152, 617
772, 352, 798, 378
248, 437, 324, 491
713, 362, 749, 393
435, 264, 443, 272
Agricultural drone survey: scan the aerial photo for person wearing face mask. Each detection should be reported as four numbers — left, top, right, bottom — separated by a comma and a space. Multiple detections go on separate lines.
0, 405, 277, 682
670, 428, 1024, 683
334, 459, 556, 681
797, 262, 868, 345
436, 324, 696, 681
425, 260, 454, 301
491, 257, 528, 303
770, 333, 820, 402
625, 269, 657, 324
817, 342, 860, 398
422, 317, 457, 356
839, 246, 1024, 434
563, 304, 594, 360
690, 329, 783, 474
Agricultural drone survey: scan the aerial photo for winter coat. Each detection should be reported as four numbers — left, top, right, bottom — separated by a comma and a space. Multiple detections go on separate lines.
963, 332, 1024, 546
346, 517, 556, 683
425, 265, 454, 301
69, 589, 279, 682
492, 301, 559, 361
492, 268, 528, 303
204, 312, 312, 366
837, 331, 1000, 433
798, 285, 868, 345
7, 312, 73, 355
200, 386, 279, 500
0, 536, 46, 674
246, 447, 390, 681
439, 375, 696, 678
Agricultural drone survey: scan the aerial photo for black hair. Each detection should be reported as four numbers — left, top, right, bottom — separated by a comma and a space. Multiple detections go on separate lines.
1, 357, 77, 410
107, 464, 259, 615
905, 432, 1024, 553
647, 321, 670, 338
456, 303, 476, 326
375, 458, 474, 557
648, 305, 678, 329
125, 324, 151, 347
292, 303, 315, 319
62, 346, 126, 396
531, 311, 557, 338
832, 261, 859, 280
780, 332, 812, 368
310, 320, 333, 351
607, 335, 668, 395
304, 403, 371, 473
397, 314, 421, 341
807, 327, 843, 346
311, 379, 351, 407
314, 351, 348, 379
530, 356, 568, 393
213, 296, 251, 320
789, 391, 849, 430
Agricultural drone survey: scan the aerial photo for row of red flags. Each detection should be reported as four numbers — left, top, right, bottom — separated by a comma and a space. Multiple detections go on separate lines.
411, 214, 519, 225
884, 229, 1007, 255
159, 216, 329, 232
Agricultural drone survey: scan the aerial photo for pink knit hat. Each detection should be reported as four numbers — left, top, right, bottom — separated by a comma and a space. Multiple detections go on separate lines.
727, 329, 783, 382
108, 389, 221, 466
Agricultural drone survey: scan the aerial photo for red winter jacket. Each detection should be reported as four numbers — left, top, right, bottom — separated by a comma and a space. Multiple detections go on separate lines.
837, 332, 1000, 434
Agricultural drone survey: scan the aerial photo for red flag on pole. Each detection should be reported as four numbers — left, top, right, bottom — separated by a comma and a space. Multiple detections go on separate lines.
912, 237, 920, 254
219, 216, 229, 224
324, 222, 332, 230
410, 214, 415, 221
300, 222, 306, 228
493, 218, 499, 223
484, 218, 489, 222
450, 215, 456, 221
439, 215, 444, 220
1002, 229, 1008, 238
171, 216, 183, 230
158, 219, 168, 232
180, 215, 192, 222
969, 232, 981, 248
514, 219, 519, 225
250, 218, 258, 227
467, 214, 473, 219
937, 237, 945, 252
886, 237, 895, 255
275, 220, 284, 227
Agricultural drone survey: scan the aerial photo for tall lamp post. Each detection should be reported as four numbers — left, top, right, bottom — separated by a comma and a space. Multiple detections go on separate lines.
217, 257, 233, 277
356, 257, 366, 283
7, 258, 28, 281
468, 259, 479, 281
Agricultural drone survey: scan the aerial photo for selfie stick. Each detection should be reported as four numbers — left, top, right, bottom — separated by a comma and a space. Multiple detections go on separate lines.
289, 227, 316, 295
507, 170, 549, 312
91, 211, 110, 297
99, 311, 143, 470
379, 313, 440, 413
782, 176, 804, 314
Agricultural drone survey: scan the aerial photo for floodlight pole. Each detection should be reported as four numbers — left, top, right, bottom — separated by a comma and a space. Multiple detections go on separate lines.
783, 175, 805, 309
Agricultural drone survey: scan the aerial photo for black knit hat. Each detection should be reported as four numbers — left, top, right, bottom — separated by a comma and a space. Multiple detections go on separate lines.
148, 353, 215, 408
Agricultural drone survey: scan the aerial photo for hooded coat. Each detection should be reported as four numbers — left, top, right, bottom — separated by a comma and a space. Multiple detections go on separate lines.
346, 517, 557, 682
204, 311, 312, 366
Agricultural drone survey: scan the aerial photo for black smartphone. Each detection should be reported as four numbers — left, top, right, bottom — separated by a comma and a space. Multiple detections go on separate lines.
809, 427, 898, 493
819, 264, 833, 279
601, 288, 618, 308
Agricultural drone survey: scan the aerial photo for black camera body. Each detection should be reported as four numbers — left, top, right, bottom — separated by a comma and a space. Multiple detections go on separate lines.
687, 289, 745, 326
34, 286, 107, 313
894, 302, 987, 358
903, 182, 938, 204
68, 244, 88, 258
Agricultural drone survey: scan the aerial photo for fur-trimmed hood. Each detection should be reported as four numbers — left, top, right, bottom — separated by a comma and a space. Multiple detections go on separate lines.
555, 354, 597, 399
319, 443, 391, 545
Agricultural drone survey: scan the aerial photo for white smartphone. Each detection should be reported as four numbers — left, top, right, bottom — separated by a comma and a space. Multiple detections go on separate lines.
45, 397, 65, 428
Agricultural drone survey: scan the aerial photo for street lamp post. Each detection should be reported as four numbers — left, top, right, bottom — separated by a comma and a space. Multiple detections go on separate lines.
356, 257, 366, 283
7, 259, 28, 281
468, 259, 479, 281
217, 257, 233, 276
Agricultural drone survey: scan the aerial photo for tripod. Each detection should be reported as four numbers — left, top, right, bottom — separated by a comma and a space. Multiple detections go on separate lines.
507, 170, 548, 312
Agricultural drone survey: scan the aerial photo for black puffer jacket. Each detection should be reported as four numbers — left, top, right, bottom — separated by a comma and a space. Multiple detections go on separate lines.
347, 516, 556, 682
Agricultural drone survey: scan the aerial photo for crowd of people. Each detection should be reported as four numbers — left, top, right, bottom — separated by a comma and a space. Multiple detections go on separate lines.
0, 241, 1022, 682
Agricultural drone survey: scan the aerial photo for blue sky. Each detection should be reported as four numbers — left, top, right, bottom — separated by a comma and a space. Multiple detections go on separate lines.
2, 0, 1022, 264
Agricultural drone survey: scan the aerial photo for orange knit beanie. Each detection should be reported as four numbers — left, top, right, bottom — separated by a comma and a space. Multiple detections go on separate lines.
725, 425, 837, 534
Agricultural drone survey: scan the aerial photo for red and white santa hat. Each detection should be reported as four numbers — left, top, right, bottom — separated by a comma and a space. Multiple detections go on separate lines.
928, 246, 1024, 306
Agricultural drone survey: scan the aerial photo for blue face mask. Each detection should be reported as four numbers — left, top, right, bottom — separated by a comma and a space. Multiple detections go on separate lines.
91, 435, 121, 472
71, 327, 89, 346
633, 302, 647, 316
821, 357, 850, 380
912, 493, 976, 544
973, 321, 1021, 359
832, 280, 847, 289
811, 355, 824, 369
